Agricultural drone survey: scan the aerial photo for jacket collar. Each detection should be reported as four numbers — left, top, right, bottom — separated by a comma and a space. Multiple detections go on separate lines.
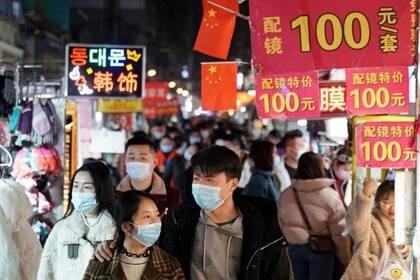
293, 178, 335, 192
117, 172, 166, 195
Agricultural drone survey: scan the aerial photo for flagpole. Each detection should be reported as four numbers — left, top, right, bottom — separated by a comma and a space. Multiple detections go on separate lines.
207, 0, 250, 21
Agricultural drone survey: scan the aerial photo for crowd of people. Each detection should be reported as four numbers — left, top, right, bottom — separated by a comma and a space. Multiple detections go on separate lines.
1, 118, 411, 280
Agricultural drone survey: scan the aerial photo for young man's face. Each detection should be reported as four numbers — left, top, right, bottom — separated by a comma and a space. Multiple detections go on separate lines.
126, 144, 157, 168
286, 137, 305, 159
193, 172, 238, 201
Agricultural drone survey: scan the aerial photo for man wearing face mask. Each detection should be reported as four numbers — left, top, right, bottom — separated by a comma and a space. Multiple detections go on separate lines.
150, 121, 166, 144
160, 145, 294, 280
116, 135, 169, 213
328, 147, 353, 208
275, 129, 306, 193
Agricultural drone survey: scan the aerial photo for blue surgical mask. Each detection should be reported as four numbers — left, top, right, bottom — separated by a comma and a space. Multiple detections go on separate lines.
192, 183, 229, 212
130, 222, 162, 247
72, 192, 97, 213
184, 150, 193, 161
189, 136, 201, 144
126, 161, 151, 181
160, 144, 173, 154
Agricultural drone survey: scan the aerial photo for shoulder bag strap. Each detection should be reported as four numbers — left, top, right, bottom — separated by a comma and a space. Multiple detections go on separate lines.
292, 187, 313, 233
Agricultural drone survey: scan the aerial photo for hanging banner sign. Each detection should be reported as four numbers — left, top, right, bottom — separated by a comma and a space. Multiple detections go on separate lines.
65, 44, 145, 98
320, 83, 347, 116
354, 116, 416, 169
97, 99, 142, 113
346, 67, 409, 116
143, 99, 180, 120
255, 71, 320, 119
144, 82, 168, 103
249, 0, 417, 74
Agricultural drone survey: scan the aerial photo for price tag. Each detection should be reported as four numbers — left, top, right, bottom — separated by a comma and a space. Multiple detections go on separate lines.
346, 67, 409, 115
255, 71, 320, 119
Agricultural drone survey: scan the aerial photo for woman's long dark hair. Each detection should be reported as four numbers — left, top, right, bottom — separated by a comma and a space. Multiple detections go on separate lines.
115, 191, 157, 250
249, 140, 275, 171
64, 161, 115, 219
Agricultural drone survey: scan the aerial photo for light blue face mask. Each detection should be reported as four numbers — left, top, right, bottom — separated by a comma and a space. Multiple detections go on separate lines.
130, 222, 162, 247
160, 144, 173, 154
192, 183, 229, 212
72, 192, 98, 213
184, 150, 193, 161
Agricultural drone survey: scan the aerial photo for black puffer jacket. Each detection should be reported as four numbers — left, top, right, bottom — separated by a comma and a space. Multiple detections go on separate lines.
159, 191, 294, 280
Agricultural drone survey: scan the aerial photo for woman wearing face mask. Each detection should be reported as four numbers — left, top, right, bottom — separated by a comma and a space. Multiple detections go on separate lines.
83, 191, 185, 280
342, 179, 411, 280
37, 162, 116, 280
163, 144, 201, 202
328, 148, 353, 208
156, 135, 179, 174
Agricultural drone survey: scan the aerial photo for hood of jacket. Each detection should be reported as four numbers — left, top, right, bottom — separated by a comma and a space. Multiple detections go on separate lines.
117, 172, 166, 195
293, 178, 335, 192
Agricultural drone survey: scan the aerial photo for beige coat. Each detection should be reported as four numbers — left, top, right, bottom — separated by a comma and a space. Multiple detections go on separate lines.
116, 172, 166, 195
341, 192, 411, 280
277, 178, 350, 265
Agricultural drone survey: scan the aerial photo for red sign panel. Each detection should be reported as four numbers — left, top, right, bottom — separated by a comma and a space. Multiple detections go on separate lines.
144, 82, 168, 103
255, 71, 320, 119
320, 83, 347, 116
346, 67, 409, 116
355, 118, 416, 168
143, 99, 180, 120
249, 0, 417, 74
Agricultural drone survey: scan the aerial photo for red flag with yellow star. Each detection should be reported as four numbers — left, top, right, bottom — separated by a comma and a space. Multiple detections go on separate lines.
194, 0, 238, 59
201, 62, 237, 110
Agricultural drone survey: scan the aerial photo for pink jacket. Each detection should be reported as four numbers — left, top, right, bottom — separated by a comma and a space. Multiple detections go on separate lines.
277, 178, 350, 265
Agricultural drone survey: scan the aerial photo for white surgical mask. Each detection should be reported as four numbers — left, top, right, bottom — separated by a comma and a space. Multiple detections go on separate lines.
72, 192, 97, 213
126, 162, 152, 181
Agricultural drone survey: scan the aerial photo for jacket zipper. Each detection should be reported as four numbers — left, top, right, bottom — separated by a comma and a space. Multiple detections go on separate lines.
245, 236, 285, 280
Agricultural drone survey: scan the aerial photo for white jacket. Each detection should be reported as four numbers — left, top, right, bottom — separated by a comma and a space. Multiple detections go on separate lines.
0, 179, 42, 280
274, 156, 292, 193
37, 210, 115, 280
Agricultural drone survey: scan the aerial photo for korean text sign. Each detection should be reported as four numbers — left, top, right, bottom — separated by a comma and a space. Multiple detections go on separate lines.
255, 71, 320, 119
66, 44, 145, 98
249, 0, 417, 74
346, 67, 409, 116
354, 116, 416, 169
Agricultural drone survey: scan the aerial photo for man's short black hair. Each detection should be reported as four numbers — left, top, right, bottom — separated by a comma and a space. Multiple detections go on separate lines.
125, 135, 157, 153
281, 129, 303, 148
268, 129, 282, 139
191, 145, 242, 181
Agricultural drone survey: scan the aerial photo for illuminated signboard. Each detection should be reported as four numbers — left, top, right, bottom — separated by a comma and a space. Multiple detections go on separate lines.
65, 44, 145, 98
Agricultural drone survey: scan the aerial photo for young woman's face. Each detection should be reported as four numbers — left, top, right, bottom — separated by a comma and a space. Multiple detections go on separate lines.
72, 171, 96, 193
131, 198, 161, 227
378, 191, 395, 221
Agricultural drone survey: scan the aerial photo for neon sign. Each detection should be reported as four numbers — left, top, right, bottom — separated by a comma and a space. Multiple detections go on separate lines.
65, 44, 145, 98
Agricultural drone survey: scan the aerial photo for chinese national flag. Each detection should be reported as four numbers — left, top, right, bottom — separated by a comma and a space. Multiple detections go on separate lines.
193, 0, 238, 59
201, 62, 237, 111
